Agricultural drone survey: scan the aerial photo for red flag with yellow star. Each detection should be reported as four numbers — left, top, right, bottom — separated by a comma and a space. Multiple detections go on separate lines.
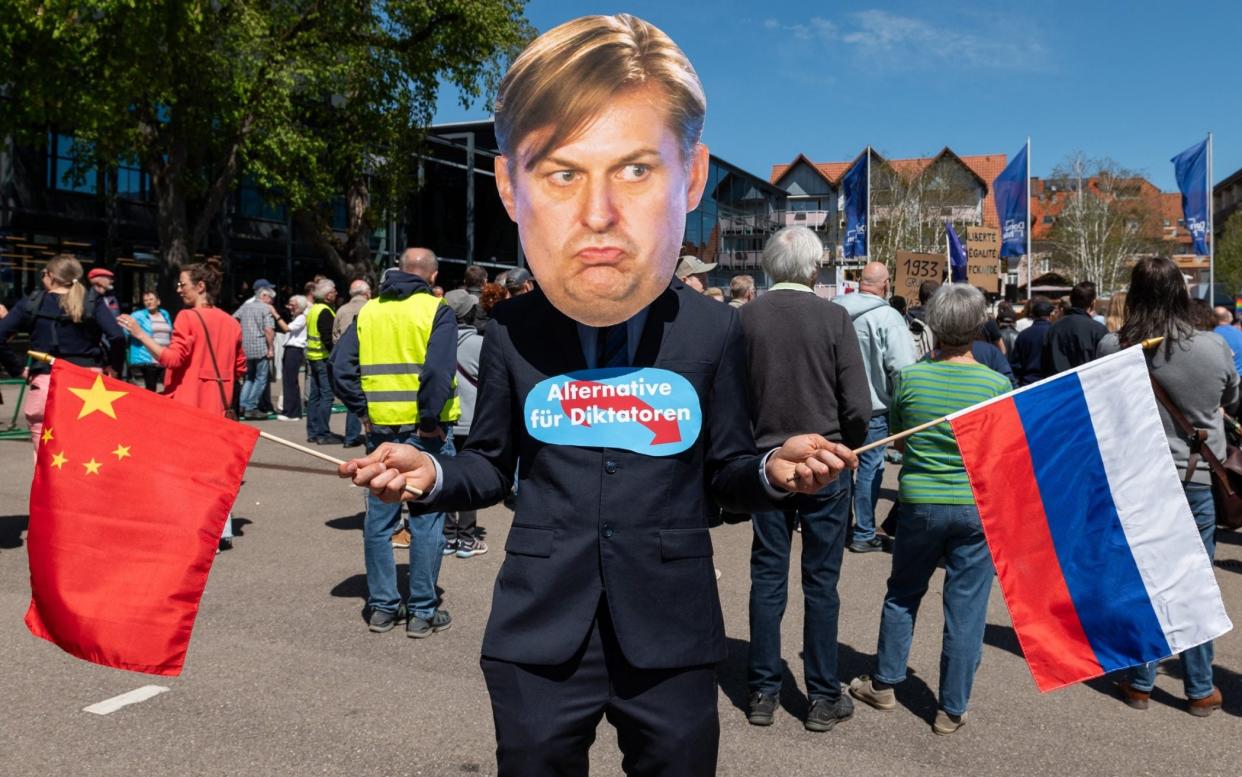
26, 360, 259, 675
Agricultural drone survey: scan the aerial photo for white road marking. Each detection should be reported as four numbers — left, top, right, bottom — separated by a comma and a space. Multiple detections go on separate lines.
83, 685, 170, 715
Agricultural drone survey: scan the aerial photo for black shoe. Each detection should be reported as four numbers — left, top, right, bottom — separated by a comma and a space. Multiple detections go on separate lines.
804, 695, 853, 732
368, 606, 405, 633
747, 691, 778, 726
848, 538, 884, 554
317, 433, 345, 445
342, 438, 364, 448
306, 436, 324, 444
407, 609, 452, 638
243, 409, 266, 420
217, 537, 233, 552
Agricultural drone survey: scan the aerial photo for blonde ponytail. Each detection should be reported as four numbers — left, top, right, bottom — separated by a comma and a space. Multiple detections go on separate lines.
45, 254, 87, 322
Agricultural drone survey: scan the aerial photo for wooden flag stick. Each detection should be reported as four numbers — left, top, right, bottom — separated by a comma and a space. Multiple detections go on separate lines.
850, 336, 1166, 456
255, 431, 425, 498
27, 350, 423, 497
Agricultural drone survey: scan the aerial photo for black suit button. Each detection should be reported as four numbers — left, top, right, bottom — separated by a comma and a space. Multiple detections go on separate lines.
604, 459, 618, 474
602, 524, 615, 538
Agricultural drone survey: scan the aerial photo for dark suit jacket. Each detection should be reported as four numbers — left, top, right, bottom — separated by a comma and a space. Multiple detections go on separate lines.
432, 282, 776, 669
1041, 308, 1106, 375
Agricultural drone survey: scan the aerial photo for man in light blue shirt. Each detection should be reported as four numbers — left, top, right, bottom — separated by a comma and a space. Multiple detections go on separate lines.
833, 262, 916, 552
1213, 306, 1242, 376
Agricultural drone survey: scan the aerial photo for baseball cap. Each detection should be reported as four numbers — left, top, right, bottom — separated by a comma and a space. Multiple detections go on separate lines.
86, 268, 114, 280
252, 277, 276, 291
675, 256, 716, 279
504, 267, 533, 290
444, 289, 479, 321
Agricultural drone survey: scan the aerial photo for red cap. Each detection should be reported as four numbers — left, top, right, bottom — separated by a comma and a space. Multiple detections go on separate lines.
87, 268, 115, 279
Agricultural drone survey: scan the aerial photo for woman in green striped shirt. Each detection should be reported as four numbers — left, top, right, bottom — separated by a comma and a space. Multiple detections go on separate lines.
848, 284, 1009, 736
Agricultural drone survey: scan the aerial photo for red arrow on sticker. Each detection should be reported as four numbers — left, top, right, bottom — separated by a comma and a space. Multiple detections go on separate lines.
559, 381, 682, 445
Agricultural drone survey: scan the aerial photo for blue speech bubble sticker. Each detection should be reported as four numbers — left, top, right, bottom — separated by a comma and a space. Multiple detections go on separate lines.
524, 367, 702, 456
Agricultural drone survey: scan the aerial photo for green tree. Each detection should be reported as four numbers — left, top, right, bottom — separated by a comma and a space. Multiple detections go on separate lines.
1215, 212, 1242, 296
0, 1, 532, 291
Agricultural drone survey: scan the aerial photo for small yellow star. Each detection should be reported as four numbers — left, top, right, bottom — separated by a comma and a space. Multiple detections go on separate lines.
112, 444, 131, 461
50, 451, 68, 470
41, 427, 53, 443
83, 458, 102, 475
67, 376, 128, 420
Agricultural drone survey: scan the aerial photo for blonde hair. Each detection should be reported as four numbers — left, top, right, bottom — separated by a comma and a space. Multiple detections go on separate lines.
1105, 291, 1127, 333
45, 254, 87, 323
494, 14, 706, 170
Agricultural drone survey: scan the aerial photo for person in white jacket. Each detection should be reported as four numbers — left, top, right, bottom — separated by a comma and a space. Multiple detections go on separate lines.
833, 262, 917, 552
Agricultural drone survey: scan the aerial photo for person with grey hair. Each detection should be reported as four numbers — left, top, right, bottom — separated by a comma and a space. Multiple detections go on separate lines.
834, 261, 916, 552
728, 274, 755, 309
305, 278, 341, 443
334, 279, 374, 448
848, 283, 1010, 736
233, 280, 279, 419
740, 225, 872, 731
277, 294, 310, 421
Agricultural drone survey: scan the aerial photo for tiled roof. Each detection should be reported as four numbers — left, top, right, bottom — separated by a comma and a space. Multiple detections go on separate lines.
771, 148, 1009, 227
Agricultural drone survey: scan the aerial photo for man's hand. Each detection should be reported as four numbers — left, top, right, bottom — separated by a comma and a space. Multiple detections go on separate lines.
766, 434, 858, 495
338, 442, 435, 503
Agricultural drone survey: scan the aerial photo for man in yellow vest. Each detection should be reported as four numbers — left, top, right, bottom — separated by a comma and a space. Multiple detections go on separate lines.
331, 247, 460, 636
305, 279, 341, 444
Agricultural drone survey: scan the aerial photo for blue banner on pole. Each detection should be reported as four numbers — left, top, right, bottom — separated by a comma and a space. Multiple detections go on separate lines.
1172, 139, 1209, 256
993, 143, 1029, 259
842, 151, 868, 259
946, 222, 968, 282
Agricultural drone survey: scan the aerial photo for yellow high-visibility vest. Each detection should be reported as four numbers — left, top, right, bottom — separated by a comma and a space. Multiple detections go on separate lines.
306, 302, 335, 361
356, 292, 460, 426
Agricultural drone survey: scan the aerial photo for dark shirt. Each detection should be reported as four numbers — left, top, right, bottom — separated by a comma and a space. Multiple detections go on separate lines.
1041, 308, 1107, 375
315, 307, 335, 350
0, 291, 124, 376
739, 288, 871, 450
1010, 318, 1052, 386
972, 341, 1017, 388
979, 318, 1003, 348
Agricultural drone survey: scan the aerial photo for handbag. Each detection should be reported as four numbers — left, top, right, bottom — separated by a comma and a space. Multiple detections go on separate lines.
1148, 375, 1242, 530
191, 309, 239, 421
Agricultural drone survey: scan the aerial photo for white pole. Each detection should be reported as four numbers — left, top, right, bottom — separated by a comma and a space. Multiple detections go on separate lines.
866, 145, 872, 264
1208, 131, 1215, 303
1026, 136, 1032, 301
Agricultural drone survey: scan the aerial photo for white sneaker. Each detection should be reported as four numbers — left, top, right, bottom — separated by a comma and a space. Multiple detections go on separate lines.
276, 414, 298, 421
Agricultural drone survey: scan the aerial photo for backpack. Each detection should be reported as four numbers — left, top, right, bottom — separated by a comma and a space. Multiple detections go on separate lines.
23, 288, 103, 356
999, 324, 1019, 355
908, 317, 934, 361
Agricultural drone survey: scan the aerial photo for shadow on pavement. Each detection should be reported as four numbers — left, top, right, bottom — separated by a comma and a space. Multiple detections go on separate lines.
718, 636, 938, 723
330, 567, 447, 621
326, 512, 365, 531
1082, 655, 1242, 717
983, 622, 1024, 659
0, 515, 28, 548
229, 516, 253, 537
1215, 529, 1242, 546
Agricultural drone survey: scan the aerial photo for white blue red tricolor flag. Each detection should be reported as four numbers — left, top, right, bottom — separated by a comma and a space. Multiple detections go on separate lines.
949, 345, 1232, 692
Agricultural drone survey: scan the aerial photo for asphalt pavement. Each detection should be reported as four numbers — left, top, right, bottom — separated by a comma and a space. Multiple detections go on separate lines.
2, 385, 1241, 776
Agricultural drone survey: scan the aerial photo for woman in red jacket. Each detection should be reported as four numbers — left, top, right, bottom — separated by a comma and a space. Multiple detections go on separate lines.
118, 256, 245, 550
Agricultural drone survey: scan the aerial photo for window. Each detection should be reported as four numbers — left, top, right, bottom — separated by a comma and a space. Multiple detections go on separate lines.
115, 155, 149, 200
48, 132, 98, 194
1043, 215, 1053, 224
238, 177, 287, 222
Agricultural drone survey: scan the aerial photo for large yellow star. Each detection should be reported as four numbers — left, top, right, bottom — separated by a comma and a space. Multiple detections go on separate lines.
112, 444, 131, 461
83, 458, 102, 475
50, 451, 67, 470
67, 376, 128, 420
41, 427, 53, 443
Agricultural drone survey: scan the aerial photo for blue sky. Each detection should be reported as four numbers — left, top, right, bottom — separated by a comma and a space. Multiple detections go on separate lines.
434, 1, 1241, 192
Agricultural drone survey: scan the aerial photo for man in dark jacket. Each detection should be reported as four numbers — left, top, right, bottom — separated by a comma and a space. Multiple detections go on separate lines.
338, 14, 856, 777
1042, 281, 1107, 374
1010, 298, 1055, 385
742, 226, 872, 732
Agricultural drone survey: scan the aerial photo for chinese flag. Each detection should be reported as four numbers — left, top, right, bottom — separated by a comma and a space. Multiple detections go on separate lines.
25, 360, 259, 675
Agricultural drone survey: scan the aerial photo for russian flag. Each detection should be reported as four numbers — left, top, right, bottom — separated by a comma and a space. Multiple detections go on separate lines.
948, 345, 1232, 692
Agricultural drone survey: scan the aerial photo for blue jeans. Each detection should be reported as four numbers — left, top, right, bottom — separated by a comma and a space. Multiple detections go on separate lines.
344, 412, 363, 445
748, 475, 852, 701
239, 357, 270, 412
851, 415, 889, 543
874, 501, 994, 716
1126, 483, 1217, 699
363, 427, 453, 620
305, 360, 333, 440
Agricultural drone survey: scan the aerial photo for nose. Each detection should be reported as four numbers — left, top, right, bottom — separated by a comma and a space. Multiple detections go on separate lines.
581, 177, 618, 233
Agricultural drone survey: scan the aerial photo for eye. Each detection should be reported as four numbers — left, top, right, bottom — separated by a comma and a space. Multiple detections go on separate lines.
549, 170, 579, 185
620, 163, 651, 180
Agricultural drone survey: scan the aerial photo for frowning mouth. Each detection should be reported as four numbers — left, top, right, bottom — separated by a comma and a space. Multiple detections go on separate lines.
575, 247, 626, 266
